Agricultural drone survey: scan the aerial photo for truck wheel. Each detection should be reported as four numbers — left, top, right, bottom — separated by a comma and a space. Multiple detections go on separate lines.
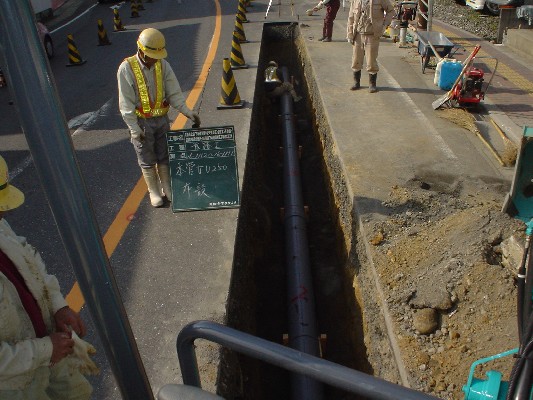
44, 35, 54, 59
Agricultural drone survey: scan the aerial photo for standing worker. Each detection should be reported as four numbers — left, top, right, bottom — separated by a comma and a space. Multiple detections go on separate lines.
308, 0, 341, 42
347, 0, 395, 92
0, 155, 98, 400
117, 28, 201, 207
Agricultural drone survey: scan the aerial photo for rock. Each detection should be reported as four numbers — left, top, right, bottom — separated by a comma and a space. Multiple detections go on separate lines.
410, 285, 453, 311
413, 308, 439, 335
499, 234, 524, 273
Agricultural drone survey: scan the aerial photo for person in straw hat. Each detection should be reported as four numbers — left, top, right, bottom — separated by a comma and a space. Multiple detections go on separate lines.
0, 155, 98, 400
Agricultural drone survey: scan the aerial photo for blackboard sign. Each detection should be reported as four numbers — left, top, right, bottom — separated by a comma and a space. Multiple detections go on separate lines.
167, 126, 240, 212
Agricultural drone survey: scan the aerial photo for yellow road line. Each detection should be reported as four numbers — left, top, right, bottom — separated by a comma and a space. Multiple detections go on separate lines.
66, 0, 222, 312
435, 26, 533, 97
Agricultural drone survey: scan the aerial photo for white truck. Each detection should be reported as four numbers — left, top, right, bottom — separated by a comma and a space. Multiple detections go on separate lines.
31, 0, 54, 19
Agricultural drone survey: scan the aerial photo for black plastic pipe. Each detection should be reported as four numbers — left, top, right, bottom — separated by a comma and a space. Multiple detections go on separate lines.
279, 66, 323, 400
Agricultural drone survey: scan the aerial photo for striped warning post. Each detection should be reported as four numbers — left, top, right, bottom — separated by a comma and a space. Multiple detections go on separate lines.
66, 34, 87, 66
234, 16, 248, 43
218, 58, 244, 109
130, 0, 140, 18
237, 1, 248, 23
97, 19, 111, 46
230, 31, 248, 69
137, 0, 145, 10
239, 0, 247, 12
113, 8, 126, 31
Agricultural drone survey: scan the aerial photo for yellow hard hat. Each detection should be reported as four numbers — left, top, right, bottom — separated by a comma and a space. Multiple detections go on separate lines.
137, 28, 167, 60
0, 155, 24, 211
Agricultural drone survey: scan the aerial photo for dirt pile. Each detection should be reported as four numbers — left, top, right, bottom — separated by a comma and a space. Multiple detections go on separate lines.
367, 176, 525, 399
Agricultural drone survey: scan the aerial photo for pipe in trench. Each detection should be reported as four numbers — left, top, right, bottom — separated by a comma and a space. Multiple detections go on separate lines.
279, 66, 324, 400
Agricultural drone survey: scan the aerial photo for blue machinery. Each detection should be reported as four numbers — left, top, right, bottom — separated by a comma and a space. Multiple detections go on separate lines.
463, 126, 533, 400
0, 1, 531, 399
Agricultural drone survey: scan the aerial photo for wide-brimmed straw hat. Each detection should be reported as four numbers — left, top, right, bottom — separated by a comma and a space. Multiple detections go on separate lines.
0, 155, 24, 211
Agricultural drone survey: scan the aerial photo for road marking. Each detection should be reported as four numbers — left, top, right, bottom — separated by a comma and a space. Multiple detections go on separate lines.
171, 0, 222, 129
50, 3, 98, 34
66, 0, 222, 312
70, 99, 114, 136
381, 64, 458, 161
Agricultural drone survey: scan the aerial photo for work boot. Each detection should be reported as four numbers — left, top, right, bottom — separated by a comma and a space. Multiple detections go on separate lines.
369, 73, 378, 93
322, 37, 332, 42
141, 167, 164, 207
350, 70, 361, 90
158, 164, 172, 202
318, 37, 326, 41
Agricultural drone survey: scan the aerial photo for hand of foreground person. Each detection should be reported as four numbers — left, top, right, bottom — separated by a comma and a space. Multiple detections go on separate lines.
49, 331, 75, 366
54, 306, 87, 337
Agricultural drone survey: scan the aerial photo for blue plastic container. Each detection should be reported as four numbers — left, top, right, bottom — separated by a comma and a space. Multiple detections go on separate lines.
438, 60, 462, 90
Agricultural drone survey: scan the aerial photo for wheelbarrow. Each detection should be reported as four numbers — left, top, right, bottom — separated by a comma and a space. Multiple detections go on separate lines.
417, 30, 459, 73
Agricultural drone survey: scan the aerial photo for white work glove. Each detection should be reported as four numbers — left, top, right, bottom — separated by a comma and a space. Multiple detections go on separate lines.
314, 1, 325, 11
130, 130, 145, 142
347, 32, 355, 44
65, 331, 99, 375
184, 110, 201, 127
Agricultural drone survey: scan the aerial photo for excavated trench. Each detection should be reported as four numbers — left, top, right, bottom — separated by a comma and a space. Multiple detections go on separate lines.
219, 23, 394, 399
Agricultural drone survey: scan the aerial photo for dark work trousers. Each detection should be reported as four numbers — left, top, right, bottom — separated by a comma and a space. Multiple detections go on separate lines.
323, 0, 341, 39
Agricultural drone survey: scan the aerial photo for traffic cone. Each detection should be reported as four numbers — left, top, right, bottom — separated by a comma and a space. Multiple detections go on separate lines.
97, 19, 111, 46
113, 8, 126, 31
234, 16, 248, 43
130, 0, 140, 18
66, 34, 87, 66
230, 31, 248, 69
218, 58, 244, 109
237, 1, 248, 23
137, 0, 145, 10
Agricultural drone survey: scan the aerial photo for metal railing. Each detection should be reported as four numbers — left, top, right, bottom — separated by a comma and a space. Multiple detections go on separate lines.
176, 320, 440, 400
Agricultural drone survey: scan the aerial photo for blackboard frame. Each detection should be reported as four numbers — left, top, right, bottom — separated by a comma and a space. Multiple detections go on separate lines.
166, 126, 240, 212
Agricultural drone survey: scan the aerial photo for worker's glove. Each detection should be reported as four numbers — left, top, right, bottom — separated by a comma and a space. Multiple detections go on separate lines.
306, 8, 314, 15
185, 110, 201, 128
130, 130, 145, 143
347, 33, 355, 44
67, 331, 100, 375
314, 1, 325, 10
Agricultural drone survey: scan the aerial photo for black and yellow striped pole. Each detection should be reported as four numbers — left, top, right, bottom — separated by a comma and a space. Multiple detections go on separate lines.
130, 0, 140, 18
136, 0, 145, 10
218, 58, 244, 109
230, 31, 248, 69
113, 8, 126, 31
66, 34, 87, 66
237, 1, 248, 23
97, 19, 111, 46
234, 16, 248, 43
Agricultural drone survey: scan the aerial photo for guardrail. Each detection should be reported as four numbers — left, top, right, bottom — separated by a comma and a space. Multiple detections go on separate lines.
173, 320, 440, 400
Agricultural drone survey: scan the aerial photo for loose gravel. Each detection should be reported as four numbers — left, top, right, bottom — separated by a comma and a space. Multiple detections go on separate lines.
433, 0, 500, 40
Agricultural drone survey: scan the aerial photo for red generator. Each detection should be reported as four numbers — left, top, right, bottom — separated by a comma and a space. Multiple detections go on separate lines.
452, 66, 485, 105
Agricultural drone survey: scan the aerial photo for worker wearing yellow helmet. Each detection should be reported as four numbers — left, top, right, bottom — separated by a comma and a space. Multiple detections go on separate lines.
117, 28, 201, 207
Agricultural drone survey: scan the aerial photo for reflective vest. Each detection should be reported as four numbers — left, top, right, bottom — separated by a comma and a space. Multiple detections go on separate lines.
127, 56, 169, 118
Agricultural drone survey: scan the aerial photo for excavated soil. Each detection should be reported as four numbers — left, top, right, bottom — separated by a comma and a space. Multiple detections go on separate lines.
363, 175, 525, 399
